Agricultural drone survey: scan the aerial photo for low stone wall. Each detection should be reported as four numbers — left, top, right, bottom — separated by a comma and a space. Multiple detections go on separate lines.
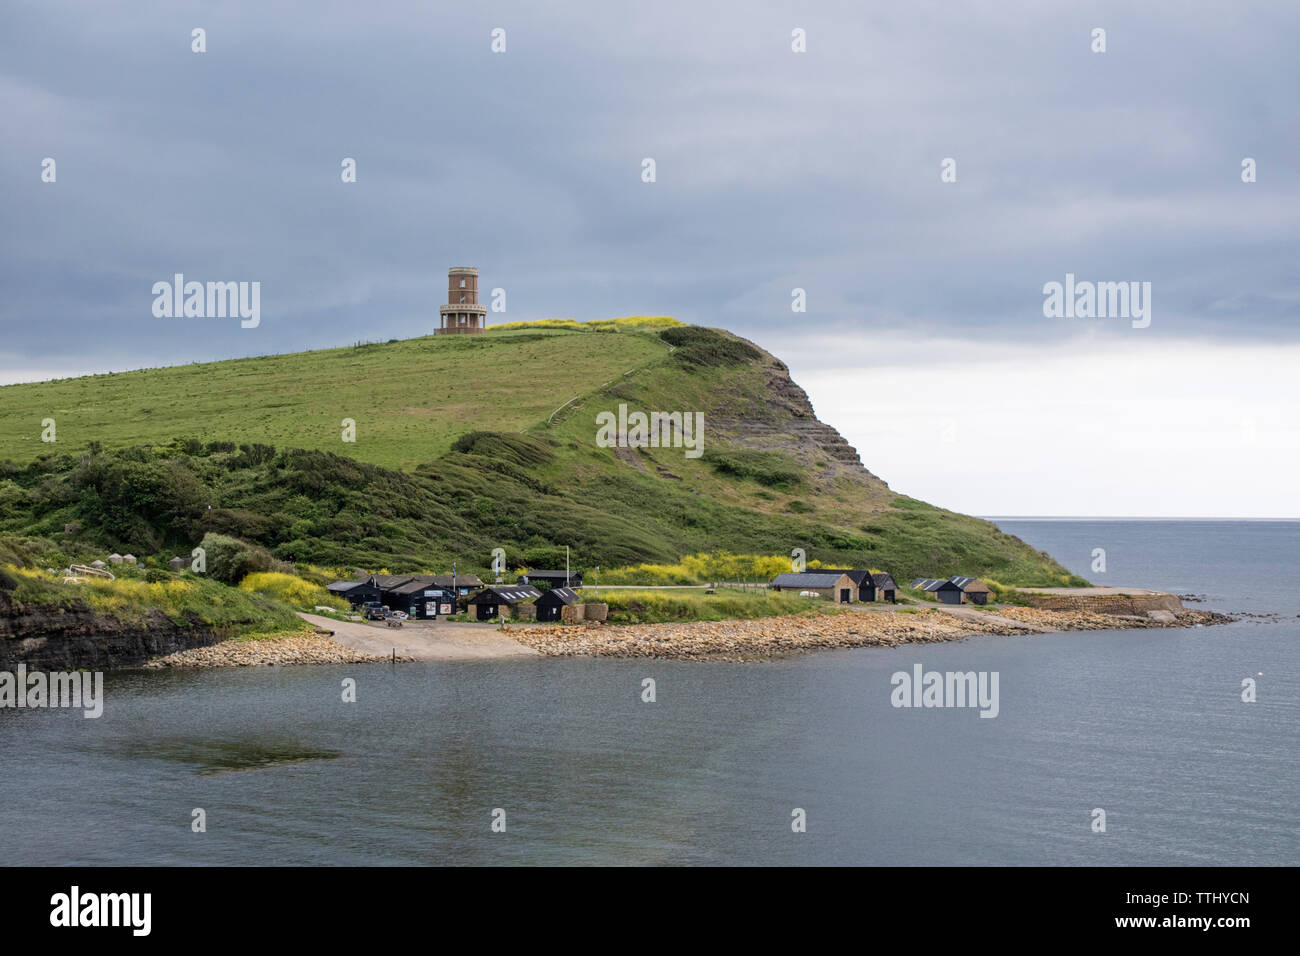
1017, 591, 1183, 615
557, 603, 609, 624
511, 604, 538, 622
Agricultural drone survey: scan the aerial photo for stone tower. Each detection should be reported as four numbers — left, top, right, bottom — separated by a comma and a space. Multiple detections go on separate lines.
437, 267, 487, 334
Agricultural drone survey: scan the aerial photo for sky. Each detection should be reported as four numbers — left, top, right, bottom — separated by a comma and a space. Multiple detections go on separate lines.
2, 1, 1297, 517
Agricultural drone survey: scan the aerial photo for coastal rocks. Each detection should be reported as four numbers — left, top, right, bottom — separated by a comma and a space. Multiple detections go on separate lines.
144, 633, 404, 669
505, 606, 1233, 661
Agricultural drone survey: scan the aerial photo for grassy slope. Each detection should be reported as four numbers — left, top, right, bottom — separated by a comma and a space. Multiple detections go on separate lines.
0, 325, 1086, 587
0, 330, 668, 471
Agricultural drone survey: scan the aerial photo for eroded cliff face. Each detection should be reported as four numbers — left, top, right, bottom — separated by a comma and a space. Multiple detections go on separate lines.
0, 594, 224, 670
707, 337, 892, 496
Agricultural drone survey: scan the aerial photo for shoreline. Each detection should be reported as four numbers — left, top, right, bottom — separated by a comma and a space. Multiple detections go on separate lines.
505, 605, 1233, 661
142, 631, 406, 669
139, 605, 1234, 668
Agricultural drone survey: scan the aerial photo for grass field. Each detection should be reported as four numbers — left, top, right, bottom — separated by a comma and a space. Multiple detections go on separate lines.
0, 329, 669, 471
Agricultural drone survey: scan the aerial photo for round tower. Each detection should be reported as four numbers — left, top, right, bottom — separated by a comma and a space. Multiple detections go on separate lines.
437, 267, 488, 333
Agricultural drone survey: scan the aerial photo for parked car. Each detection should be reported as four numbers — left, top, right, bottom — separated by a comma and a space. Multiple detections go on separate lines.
363, 603, 387, 621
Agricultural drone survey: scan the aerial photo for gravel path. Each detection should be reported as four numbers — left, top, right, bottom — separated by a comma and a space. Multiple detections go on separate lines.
296, 613, 540, 660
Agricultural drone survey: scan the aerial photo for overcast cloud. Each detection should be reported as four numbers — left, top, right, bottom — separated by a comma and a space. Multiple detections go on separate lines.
2, 1, 1296, 515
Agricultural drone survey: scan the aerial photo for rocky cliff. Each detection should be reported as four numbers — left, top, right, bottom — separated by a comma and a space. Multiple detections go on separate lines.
0, 594, 224, 670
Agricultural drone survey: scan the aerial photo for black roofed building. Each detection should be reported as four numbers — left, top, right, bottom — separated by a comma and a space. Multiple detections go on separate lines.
911, 576, 990, 605
535, 586, 582, 622
430, 573, 483, 597
467, 585, 542, 621
821, 569, 878, 602
769, 571, 858, 603
911, 578, 959, 603
387, 576, 458, 619
949, 576, 991, 605
326, 577, 384, 606
870, 572, 898, 603
518, 570, 583, 589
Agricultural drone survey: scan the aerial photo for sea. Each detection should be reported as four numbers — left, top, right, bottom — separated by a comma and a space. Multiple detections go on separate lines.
1, 519, 1296, 865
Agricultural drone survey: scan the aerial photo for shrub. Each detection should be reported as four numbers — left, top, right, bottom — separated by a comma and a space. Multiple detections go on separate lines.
660, 326, 761, 367
703, 449, 804, 490
199, 532, 278, 585
238, 571, 346, 611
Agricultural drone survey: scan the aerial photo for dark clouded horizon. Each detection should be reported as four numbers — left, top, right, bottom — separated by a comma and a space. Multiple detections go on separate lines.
2, 1, 1297, 514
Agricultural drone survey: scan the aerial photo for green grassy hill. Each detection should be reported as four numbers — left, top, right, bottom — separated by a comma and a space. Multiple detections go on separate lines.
0, 322, 1086, 587
0, 329, 669, 472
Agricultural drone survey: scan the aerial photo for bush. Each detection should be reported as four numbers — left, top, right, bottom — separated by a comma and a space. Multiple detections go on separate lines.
601, 552, 823, 586
199, 532, 278, 585
703, 449, 805, 490
238, 571, 346, 611
660, 326, 761, 367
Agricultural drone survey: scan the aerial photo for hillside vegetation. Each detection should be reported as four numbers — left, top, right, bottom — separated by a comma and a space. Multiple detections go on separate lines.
0, 324, 1086, 589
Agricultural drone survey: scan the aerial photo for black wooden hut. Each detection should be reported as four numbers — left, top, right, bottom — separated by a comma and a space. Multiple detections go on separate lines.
518, 570, 583, 589
467, 585, 542, 621
535, 586, 582, 622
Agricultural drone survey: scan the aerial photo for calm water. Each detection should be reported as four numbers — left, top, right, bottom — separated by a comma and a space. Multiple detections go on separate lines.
2, 520, 1296, 865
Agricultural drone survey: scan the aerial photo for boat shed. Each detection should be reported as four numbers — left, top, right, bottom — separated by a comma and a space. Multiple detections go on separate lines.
467, 585, 542, 621
385, 576, 456, 619
519, 570, 583, 589
820, 569, 877, 601
870, 572, 899, 603
911, 576, 990, 605
949, 576, 992, 605
430, 573, 483, 596
535, 586, 582, 622
326, 575, 395, 608
770, 571, 858, 603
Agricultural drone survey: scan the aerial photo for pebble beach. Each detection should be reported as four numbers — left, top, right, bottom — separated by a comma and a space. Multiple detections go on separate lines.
506, 605, 1230, 661
140, 606, 1231, 667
